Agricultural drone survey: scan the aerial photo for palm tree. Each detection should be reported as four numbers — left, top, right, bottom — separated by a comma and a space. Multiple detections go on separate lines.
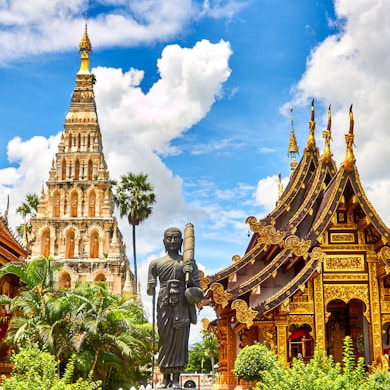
16, 192, 39, 237
111, 172, 156, 289
0, 259, 153, 387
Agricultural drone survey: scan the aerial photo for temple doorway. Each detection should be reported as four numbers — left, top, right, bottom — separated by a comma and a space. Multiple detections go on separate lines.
326, 299, 369, 364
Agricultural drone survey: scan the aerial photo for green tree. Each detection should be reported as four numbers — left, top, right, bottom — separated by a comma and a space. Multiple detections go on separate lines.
0, 258, 153, 388
15, 192, 39, 237
186, 330, 219, 376
66, 283, 153, 386
1, 342, 101, 390
111, 172, 156, 288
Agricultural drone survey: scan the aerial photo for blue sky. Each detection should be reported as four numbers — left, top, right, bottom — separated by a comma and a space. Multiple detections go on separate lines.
1, 0, 390, 341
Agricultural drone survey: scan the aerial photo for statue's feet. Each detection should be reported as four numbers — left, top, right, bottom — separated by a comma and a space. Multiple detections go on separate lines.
172, 384, 182, 389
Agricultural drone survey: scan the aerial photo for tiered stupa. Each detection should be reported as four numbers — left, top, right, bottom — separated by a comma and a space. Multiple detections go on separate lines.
29, 26, 132, 294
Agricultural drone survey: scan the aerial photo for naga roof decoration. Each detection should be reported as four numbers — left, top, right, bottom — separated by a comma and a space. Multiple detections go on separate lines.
205, 102, 390, 325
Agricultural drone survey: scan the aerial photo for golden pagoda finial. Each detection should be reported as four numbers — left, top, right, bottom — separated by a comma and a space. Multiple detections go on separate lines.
321, 104, 332, 164
78, 22, 92, 74
305, 99, 316, 151
288, 105, 299, 157
343, 104, 356, 172
277, 172, 283, 200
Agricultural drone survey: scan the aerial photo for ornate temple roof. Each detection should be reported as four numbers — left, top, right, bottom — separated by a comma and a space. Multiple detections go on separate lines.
0, 216, 29, 265
204, 102, 390, 322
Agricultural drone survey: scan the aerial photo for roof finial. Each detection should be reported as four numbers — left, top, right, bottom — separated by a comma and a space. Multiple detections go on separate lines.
277, 172, 283, 201
343, 104, 356, 172
321, 104, 333, 164
78, 21, 92, 74
305, 99, 316, 152
288, 105, 299, 173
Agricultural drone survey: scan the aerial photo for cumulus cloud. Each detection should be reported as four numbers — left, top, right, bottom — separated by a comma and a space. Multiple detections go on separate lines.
0, 0, 244, 65
291, 0, 390, 225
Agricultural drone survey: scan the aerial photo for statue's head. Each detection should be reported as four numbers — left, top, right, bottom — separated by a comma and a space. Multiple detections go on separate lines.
163, 227, 183, 254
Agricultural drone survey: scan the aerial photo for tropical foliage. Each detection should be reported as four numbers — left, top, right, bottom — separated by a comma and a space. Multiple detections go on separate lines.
1, 342, 101, 390
0, 257, 153, 388
111, 172, 156, 287
232, 336, 390, 390
186, 330, 219, 376
15, 192, 39, 237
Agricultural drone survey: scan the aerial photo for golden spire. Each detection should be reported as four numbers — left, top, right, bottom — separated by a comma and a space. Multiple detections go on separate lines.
321, 105, 332, 164
277, 172, 283, 200
78, 23, 92, 74
288, 106, 299, 174
305, 99, 316, 151
288, 106, 299, 157
343, 104, 356, 172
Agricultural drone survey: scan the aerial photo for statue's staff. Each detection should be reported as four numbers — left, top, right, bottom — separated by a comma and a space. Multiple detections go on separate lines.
183, 223, 195, 284
151, 287, 156, 388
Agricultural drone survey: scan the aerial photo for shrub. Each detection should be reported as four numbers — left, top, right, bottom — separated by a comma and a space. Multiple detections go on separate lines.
1, 343, 101, 390
233, 343, 278, 382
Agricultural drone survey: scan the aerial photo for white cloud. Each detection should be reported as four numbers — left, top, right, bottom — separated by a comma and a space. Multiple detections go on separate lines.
291, 0, 390, 224
0, 0, 245, 65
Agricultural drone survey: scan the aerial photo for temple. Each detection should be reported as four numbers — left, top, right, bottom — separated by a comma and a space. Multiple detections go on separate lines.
203, 101, 390, 389
29, 25, 133, 294
0, 208, 29, 374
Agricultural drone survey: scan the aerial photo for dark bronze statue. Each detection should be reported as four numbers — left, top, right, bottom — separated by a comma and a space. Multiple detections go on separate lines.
147, 226, 203, 389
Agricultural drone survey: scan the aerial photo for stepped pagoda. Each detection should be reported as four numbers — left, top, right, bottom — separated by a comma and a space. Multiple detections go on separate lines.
29, 26, 132, 294
203, 101, 390, 389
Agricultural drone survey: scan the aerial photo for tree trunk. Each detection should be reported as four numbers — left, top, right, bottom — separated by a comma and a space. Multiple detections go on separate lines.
132, 224, 137, 292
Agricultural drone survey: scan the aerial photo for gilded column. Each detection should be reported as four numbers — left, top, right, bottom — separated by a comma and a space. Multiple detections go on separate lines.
275, 318, 288, 363
367, 254, 382, 364
313, 273, 326, 350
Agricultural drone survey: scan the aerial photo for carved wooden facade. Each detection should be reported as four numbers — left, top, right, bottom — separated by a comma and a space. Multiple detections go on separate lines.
29, 27, 133, 295
203, 103, 390, 390
0, 215, 29, 374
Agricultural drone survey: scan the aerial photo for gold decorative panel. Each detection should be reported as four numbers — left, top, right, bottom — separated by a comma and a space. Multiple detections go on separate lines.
329, 232, 356, 243
324, 254, 365, 272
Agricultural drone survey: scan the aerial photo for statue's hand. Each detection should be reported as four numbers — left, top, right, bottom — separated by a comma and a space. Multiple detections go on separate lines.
183, 264, 193, 274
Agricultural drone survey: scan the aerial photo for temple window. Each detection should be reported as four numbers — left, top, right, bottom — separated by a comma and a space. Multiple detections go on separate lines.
288, 323, 313, 361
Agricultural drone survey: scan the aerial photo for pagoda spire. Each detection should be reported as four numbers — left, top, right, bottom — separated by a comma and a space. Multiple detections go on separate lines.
321, 105, 332, 164
288, 106, 299, 173
305, 99, 316, 152
78, 23, 92, 74
343, 105, 356, 172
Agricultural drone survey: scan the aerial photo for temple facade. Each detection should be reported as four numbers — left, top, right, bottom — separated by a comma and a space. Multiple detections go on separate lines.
0, 212, 29, 373
29, 26, 133, 295
203, 102, 390, 389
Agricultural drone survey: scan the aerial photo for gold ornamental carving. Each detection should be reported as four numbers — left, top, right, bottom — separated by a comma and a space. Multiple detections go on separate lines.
329, 232, 355, 243
246, 216, 286, 249
199, 270, 212, 292
259, 323, 276, 350
378, 246, 390, 274
324, 254, 365, 272
246, 216, 267, 234
284, 235, 311, 258
323, 284, 370, 323
210, 283, 232, 308
231, 299, 258, 328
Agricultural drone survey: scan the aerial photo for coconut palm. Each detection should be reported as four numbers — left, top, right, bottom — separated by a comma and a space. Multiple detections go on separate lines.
15, 192, 39, 237
111, 172, 156, 289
